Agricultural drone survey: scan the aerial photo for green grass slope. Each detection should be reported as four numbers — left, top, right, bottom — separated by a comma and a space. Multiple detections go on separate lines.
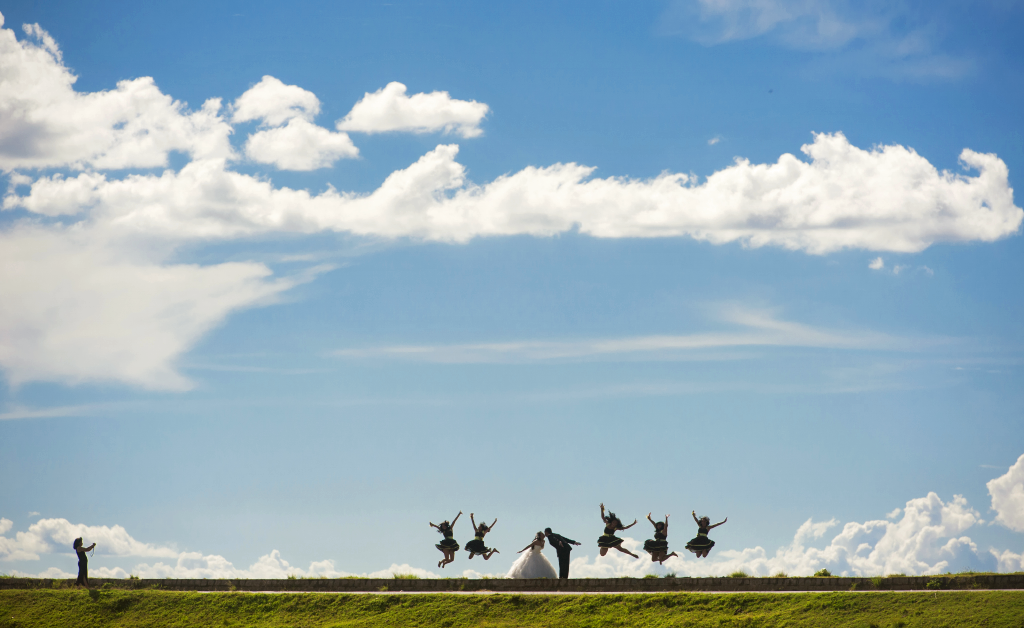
2, 590, 1023, 627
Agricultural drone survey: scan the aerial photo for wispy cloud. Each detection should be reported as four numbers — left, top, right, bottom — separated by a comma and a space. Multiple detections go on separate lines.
333, 307, 938, 364
181, 363, 330, 375
0, 405, 94, 421
870, 257, 936, 277
659, 0, 977, 82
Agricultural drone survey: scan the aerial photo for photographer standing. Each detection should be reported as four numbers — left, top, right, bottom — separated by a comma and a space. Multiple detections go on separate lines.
73, 537, 96, 588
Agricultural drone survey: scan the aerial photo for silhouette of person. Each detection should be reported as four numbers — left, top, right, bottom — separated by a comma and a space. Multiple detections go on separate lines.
544, 528, 580, 579
598, 503, 639, 558
464, 513, 500, 560
73, 537, 96, 587
643, 513, 679, 564
685, 511, 727, 558
430, 511, 462, 569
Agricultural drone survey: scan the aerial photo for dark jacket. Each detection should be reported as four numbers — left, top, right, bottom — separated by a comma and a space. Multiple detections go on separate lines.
547, 533, 577, 554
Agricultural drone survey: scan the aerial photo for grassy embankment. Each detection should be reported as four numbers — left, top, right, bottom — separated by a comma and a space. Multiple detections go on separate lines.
3, 589, 1024, 627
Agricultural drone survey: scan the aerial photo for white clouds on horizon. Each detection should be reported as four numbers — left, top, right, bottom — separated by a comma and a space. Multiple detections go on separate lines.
987, 453, 1024, 533
0, 517, 179, 562
570, 493, 986, 578
336, 81, 489, 138
0, 515, 464, 580
5, 456, 1023, 578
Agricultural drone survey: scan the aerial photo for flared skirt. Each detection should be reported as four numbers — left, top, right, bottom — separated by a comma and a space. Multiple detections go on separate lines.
685, 535, 715, 553
598, 533, 624, 548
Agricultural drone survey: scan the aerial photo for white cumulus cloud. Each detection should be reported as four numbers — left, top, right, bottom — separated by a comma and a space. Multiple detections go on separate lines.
6, 134, 1020, 253
0, 15, 1020, 389
0, 516, 460, 580
5, 468, 1023, 579
244, 118, 358, 170
0, 14, 233, 170
232, 75, 320, 126
570, 492, 991, 578
336, 82, 489, 138
988, 453, 1024, 533
992, 549, 1024, 573
869, 256, 884, 270
0, 517, 179, 562
232, 76, 359, 170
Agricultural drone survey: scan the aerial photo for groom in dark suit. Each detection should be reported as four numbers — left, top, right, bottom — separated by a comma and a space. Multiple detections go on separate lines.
544, 528, 581, 579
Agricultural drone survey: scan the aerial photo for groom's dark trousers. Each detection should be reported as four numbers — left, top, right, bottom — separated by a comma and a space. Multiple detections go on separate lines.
547, 533, 577, 579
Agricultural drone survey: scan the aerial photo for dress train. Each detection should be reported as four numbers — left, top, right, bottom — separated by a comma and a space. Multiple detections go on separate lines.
506, 546, 558, 579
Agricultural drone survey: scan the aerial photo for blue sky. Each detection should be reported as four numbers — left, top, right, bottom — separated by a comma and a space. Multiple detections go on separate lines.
1, 0, 1024, 579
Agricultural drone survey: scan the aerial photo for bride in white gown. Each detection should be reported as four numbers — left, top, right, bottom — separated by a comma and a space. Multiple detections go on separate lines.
506, 532, 558, 579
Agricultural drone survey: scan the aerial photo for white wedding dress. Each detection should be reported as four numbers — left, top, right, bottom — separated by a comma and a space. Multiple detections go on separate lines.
506, 540, 558, 579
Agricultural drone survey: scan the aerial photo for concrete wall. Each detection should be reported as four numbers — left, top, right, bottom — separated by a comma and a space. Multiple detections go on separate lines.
3, 574, 1023, 592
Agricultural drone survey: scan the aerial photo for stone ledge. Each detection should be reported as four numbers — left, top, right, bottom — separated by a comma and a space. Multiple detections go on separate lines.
2, 574, 1023, 592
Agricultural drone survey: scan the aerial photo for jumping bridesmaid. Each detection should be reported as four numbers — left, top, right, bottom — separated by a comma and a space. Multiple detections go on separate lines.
598, 503, 639, 558
429, 511, 462, 568
685, 510, 727, 558
642, 513, 678, 564
465, 513, 500, 560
